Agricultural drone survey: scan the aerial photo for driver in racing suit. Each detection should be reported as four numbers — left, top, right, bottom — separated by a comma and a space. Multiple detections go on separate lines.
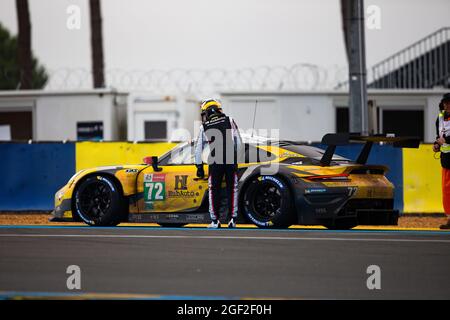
194, 98, 242, 228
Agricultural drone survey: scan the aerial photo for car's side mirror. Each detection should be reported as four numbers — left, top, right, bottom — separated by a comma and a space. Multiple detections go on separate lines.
151, 156, 163, 172
143, 156, 163, 172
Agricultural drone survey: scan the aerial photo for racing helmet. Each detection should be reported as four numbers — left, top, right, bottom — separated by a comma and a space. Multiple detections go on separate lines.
200, 98, 222, 121
442, 93, 450, 104
441, 93, 450, 114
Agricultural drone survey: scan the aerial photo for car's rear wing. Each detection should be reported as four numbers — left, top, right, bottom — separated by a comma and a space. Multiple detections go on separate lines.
320, 133, 421, 166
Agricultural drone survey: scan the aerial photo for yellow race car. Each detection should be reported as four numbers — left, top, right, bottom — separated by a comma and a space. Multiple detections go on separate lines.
50, 133, 419, 229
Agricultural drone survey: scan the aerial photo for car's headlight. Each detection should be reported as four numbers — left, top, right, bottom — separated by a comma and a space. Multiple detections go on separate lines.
56, 190, 64, 201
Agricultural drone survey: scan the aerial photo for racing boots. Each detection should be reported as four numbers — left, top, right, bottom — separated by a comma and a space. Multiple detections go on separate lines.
227, 218, 236, 228
208, 220, 221, 228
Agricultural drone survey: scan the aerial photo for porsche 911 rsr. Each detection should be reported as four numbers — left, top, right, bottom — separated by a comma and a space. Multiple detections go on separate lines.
50, 133, 419, 229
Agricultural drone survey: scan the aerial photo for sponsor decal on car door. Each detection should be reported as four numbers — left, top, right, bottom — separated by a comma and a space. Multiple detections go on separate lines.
138, 167, 208, 213
143, 173, 166, 209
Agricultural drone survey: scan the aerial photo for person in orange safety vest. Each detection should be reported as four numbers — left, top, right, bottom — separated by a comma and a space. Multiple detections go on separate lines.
433, 93, 450, 229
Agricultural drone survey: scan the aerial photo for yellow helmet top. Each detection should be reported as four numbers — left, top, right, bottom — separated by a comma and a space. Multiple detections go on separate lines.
200, 98, 222, 113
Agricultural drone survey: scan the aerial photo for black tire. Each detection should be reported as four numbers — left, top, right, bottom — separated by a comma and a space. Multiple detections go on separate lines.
323, 219, 358, 230
73, 175, 126, 226
242, 175, 295, 228
158, 223, 187, 228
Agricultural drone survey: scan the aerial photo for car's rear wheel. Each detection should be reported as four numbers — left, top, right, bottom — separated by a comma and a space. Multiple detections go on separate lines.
73, 175, 125, 226
242, 175, 295, 228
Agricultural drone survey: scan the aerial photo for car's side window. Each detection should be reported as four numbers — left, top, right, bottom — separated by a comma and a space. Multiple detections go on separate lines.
160, 143, 275, 165
162, 142, 210, 165
167, 144, 194, 165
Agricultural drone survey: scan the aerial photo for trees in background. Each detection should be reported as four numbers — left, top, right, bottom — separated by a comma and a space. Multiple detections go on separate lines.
16, 0, 33, 89
0, 23, 47, 90
3, 0, 105, 90
89, 0, 105, 88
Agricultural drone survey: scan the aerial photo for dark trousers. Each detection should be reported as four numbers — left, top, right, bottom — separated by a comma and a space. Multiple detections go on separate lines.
208, 164, 238, 221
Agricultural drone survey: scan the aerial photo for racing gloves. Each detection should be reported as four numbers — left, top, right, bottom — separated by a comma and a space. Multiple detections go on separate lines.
196, 164, 205, 178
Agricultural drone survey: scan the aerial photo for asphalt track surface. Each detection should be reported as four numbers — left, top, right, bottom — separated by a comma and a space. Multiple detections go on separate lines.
0, 226, 449, 299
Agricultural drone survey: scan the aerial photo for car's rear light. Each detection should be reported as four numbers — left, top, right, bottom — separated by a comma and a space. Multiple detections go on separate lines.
305, 173, 350, 181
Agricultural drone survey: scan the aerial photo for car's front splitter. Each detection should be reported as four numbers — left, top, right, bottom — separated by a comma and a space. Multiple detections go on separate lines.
49, 199, 72, 221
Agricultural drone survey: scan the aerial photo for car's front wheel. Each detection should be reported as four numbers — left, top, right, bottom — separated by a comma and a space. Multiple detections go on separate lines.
241, 175, 295, 228
73, 175, 125, 226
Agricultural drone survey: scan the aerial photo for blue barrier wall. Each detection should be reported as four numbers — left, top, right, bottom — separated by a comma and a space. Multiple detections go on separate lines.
314, 144, 403, 211
0, 143, 75, 210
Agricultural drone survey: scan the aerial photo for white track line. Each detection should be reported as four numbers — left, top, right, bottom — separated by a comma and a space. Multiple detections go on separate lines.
0, 234, 449, 243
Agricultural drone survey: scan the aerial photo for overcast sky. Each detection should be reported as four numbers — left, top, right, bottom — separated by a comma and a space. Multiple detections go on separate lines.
0, 0, 449, 73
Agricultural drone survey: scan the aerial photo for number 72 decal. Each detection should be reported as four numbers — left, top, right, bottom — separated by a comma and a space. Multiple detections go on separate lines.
144, 174, 166, 202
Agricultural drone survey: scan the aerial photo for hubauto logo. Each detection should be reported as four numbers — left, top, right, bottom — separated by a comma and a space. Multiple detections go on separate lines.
169, 175, 197, 198
168, 190, 196, 198
175, 175, 188, 190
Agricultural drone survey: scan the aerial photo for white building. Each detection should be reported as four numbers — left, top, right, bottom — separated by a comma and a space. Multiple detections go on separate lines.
0, 89, 128, 141
0, 88, 447, 142
220, 89, 447, 142
126, 93, 199, 142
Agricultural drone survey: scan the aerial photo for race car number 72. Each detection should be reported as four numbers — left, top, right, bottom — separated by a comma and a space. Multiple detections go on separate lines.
144, 182, 165, 201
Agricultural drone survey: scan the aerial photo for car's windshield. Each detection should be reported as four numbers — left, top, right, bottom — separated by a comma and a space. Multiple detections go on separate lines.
158, 142, 277, 165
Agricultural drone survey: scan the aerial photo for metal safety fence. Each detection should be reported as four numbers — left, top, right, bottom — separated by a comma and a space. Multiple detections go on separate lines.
42, 64, 348, 93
